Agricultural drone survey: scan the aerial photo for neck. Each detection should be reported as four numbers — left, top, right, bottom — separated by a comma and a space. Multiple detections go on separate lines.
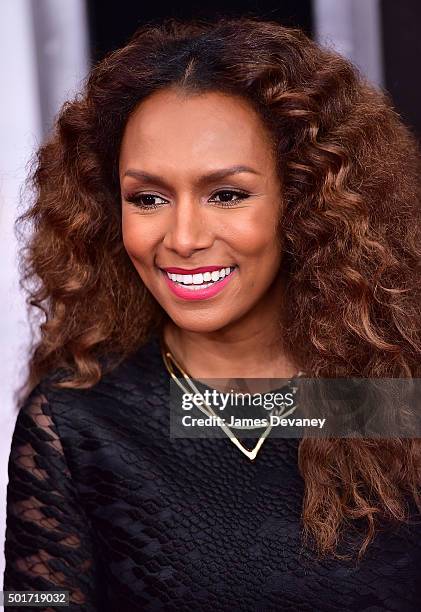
161, 277, 299, 380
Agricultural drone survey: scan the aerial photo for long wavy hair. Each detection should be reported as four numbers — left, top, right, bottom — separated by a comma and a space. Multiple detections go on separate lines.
16, 16, 421, 562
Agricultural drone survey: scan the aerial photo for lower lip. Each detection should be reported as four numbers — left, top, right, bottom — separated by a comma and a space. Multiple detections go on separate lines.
161, 268, 237, 301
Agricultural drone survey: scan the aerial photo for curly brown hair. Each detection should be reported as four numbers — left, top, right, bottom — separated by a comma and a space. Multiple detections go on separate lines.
15, 16, 421, 562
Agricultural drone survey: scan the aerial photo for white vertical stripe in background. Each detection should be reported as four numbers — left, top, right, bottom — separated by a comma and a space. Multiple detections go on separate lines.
0, 0, 89, 588
313, 0, 384, 87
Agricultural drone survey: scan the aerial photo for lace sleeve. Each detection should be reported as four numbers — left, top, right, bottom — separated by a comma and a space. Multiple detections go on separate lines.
3, 385, 102, 611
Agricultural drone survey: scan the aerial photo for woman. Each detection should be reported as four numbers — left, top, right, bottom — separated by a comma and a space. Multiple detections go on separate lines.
4, 16, 421, 611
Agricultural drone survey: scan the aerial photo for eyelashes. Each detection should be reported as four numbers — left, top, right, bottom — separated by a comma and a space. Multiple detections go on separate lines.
124, 189, 251, 211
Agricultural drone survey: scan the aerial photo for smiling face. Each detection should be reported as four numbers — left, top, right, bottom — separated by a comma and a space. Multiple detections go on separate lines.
119, 88, 284, 334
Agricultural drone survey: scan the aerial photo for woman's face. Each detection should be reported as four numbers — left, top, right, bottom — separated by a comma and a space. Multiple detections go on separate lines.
119, 88, 284, 333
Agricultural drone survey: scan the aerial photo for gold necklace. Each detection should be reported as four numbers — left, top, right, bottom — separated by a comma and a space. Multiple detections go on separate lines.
160, 336, 303, 461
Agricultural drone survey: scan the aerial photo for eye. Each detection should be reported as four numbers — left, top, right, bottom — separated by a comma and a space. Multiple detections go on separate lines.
124, 189, 251, 210
124, 192, 169, 210
208, 190, 250, 207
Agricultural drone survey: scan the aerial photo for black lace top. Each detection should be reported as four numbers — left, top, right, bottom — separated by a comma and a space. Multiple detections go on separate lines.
4, 332, 421, 611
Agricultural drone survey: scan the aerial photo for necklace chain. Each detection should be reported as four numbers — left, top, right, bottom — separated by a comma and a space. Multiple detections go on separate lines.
160, 336, 303, 461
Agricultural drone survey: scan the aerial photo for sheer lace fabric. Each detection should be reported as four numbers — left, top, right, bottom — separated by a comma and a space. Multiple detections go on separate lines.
4, 389, 100, 610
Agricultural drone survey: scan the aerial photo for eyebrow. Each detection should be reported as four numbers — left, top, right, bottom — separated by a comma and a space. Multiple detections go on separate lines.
123, 165, 261, 188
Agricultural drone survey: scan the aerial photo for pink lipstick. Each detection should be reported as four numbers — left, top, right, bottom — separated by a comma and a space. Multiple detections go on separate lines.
162, 265, 229, 274
160, 266, 237, 301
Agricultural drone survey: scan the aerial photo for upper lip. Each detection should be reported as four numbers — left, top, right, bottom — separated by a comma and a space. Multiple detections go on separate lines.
160, 265, 235, 274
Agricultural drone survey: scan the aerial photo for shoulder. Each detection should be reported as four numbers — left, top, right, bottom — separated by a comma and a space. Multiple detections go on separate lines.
18, 331, 167, 431
8, 332, 168, 479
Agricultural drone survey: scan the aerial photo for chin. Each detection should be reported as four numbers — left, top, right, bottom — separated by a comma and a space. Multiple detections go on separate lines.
168, 312, 233, 335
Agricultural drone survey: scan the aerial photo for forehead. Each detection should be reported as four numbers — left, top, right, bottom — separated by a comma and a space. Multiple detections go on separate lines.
119, 88, 275, 170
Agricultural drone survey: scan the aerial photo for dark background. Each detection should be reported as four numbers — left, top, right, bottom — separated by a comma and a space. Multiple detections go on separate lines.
86, 0, 421, 141
86, 1, 313, 60
381, 0, 421, 140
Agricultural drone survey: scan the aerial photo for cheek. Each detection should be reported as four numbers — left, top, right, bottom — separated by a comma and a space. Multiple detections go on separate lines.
229, 208, 280, 257
229, 207, 282, 294
121, 213, 156, 262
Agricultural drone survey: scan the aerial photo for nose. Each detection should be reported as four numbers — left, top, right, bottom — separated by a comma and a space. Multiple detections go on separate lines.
163, 195, 214, 257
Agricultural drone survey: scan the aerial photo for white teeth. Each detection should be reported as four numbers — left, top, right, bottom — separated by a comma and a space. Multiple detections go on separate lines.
192, 273, 204, 284
166, 266, 235, 286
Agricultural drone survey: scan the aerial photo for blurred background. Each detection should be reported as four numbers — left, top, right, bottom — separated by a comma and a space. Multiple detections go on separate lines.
1, 0, 420, 585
